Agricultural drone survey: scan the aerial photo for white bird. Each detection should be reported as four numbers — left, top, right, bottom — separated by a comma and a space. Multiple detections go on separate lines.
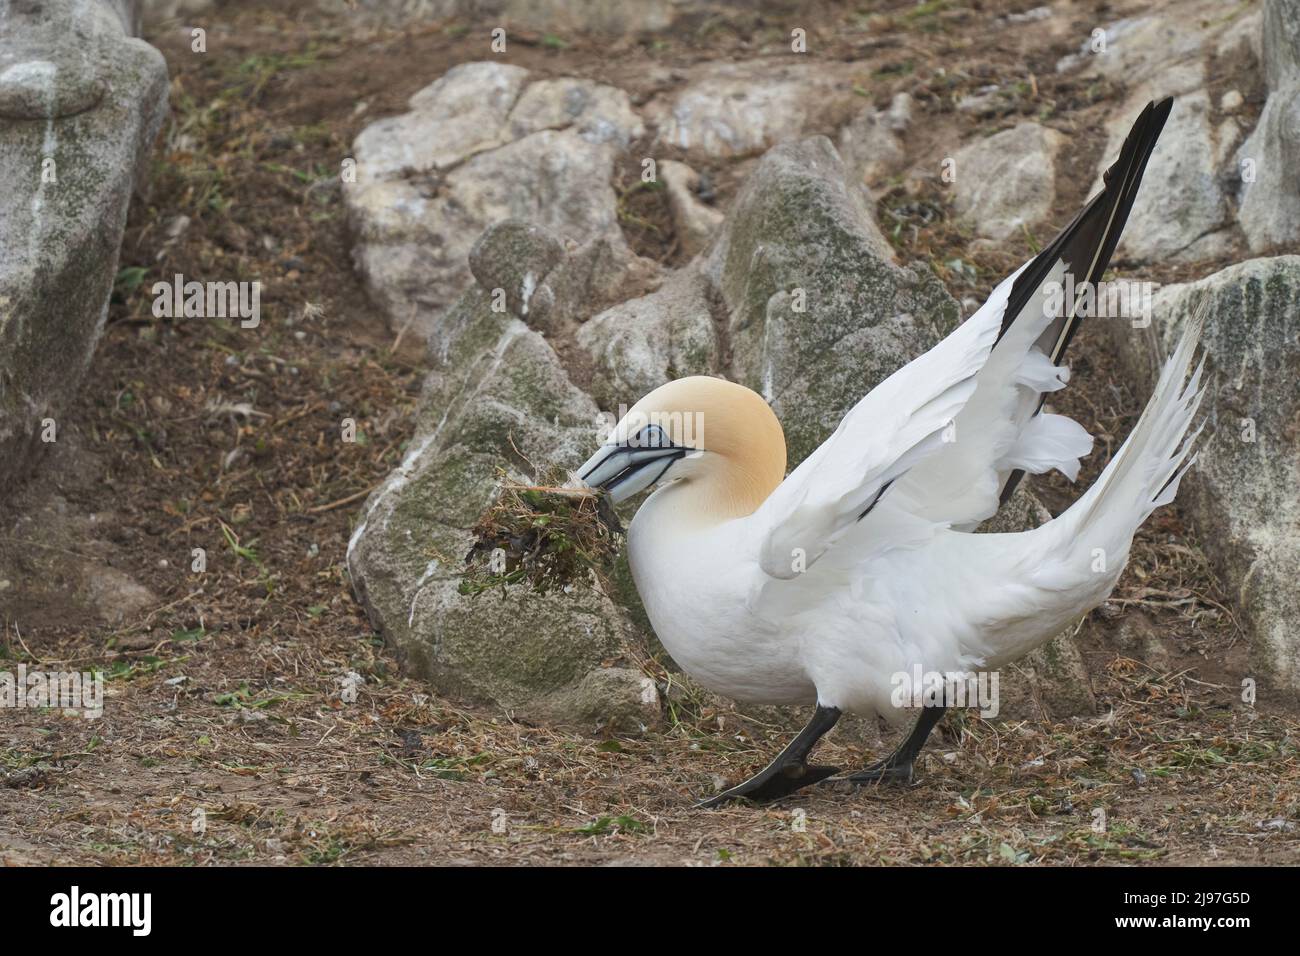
576, 99, 1203, 806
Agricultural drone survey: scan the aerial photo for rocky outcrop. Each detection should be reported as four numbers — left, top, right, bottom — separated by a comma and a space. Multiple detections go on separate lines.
1115, 256, 1300, 694
344, 62, 645, 341
347, 222, 645, 724
581, 136, 960, 463
0, 0, 169, 489
1060, 1, 1300, 261
951, 122, 1064, 241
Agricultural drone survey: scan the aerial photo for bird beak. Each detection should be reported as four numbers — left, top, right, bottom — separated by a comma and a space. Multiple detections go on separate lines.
575, 442, 687, 503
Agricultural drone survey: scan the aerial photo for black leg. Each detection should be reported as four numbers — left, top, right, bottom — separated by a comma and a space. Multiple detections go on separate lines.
844, 706, 946, 785
696, 705, 842, 808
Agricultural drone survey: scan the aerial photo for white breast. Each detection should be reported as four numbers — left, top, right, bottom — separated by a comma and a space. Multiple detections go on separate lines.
627, 485, 816, 706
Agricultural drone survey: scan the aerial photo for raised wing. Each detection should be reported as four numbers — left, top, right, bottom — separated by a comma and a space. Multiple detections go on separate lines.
753, 294, 1003, 579
752, 99, 1173, 581
889, 97, 1173, 530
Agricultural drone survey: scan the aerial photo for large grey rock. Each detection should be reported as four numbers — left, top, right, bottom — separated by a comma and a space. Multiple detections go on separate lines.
645, 61, 861, 161
357, 134, 959, 728
1261, 0, 1300, 89
0, 0, 168, 489
1111, 88, 1233, 263
952, 122, 1064, 241
345, 62, 644, 340
1057, 9, 1213, 83
1114, 256, 1300, 694
577, 266, 719, 410
1237, 88, 1300, 253
347, 231, 649, 727
1237, 0, 1300, 254
703, 137, 961, 464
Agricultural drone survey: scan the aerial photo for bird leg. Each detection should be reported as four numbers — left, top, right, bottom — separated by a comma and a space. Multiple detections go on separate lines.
845, 705, 946, 785
696, 705, 842, 808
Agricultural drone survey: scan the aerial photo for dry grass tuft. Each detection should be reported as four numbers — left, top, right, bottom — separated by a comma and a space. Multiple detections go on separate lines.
461, 471, 624, 596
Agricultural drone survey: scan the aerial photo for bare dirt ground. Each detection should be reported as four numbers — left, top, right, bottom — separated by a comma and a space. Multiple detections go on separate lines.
2, 0, 1297, 865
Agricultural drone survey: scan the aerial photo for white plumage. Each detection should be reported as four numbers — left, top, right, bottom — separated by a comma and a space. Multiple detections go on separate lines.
616, 284, 1204, 722
573, 98, 1195, 802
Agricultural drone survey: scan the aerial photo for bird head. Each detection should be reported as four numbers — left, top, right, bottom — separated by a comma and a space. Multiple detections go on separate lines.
575, 376, 786, 518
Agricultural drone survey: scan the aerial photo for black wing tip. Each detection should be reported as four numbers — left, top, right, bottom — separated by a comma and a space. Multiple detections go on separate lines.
1103, 97, 1173, 190
992, 98, 1174, 507
996, 96, 1174, 345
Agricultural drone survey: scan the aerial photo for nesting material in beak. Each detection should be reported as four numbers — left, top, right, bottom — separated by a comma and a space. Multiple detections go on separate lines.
461, 469, 624, 596
575, 440, 687, 503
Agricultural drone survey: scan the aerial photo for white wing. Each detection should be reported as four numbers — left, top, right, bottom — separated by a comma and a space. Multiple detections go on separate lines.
891, 99, 1173, 531
753, 99, 1174, 582
752, 292, 1005, 579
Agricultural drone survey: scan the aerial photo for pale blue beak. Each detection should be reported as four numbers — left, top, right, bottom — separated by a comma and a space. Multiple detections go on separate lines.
575, 442, 686, 503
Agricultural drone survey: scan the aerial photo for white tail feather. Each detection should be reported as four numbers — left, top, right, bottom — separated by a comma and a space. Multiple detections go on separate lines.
1071, 300, 1208, 534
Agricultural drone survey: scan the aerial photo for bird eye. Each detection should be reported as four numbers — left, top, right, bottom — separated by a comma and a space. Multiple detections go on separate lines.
633, 424, 667, 448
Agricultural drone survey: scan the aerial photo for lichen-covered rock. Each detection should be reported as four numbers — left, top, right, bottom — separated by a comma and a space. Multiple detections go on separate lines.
580, 136, 958, 466
1113, 256, 1300, 694
577, 267, 719, 411
467, 219, 566, 330
0, 0, 169, 489
952, 122, 1064, 241
345, 62, 644, 340
704, 136, 961, 464
538, 666, 661, 734
346, 257, 650, 726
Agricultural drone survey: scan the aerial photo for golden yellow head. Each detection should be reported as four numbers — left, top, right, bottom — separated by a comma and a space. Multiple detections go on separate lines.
576, 376, 786, 519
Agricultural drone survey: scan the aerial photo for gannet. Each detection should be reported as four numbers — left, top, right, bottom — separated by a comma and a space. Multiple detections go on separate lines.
576, 99, 1203, 806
